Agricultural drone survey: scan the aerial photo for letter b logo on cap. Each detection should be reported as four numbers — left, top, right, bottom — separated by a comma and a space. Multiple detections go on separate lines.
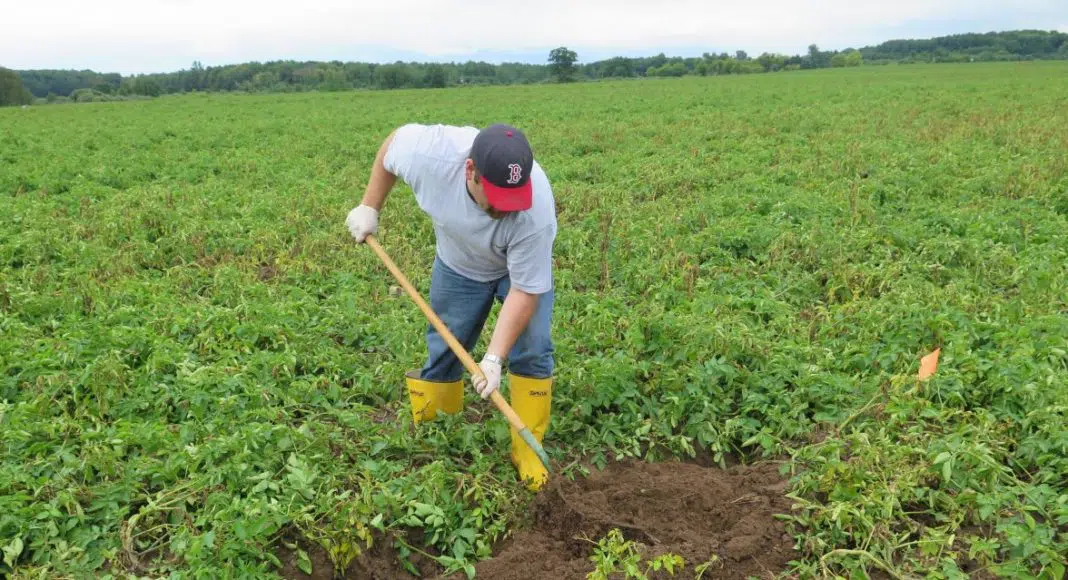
507, 163, 523, 184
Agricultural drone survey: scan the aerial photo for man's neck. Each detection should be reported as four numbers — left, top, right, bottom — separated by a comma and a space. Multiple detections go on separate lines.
466, 183, 507, 220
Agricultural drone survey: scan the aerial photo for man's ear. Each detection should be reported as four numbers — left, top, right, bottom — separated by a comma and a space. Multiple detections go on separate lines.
465, 158, 480, 183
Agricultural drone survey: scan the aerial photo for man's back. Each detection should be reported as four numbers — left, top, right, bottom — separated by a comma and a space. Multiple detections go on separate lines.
384, 123, 557, 295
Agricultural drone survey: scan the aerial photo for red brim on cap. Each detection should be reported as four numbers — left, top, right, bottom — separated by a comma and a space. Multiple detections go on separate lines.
484, 180, 532, 211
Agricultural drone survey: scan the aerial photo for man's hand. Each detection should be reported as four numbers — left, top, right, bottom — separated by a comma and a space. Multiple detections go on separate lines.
474, 355, 502, 399
346, 128, 397, 243
346, 204, 379, 242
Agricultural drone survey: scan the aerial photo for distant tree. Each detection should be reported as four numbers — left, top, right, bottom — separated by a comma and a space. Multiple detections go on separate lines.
599, 56, 634, 78
805, 44, 829, 68
135, 77, 162, 96
189, 61, 205, 91
374, 63, 410, 89
320, 67, 348, 91
117, 76, 161, 96
857, 30, 1067, 63
344, 62, 374, 88
756, 52, 787, 72
0, 67, 33, 106
548, 46, 578, 82
645, 53, 668, 71
424, 64, 447, 88
648, 62, 687, 77
832, 49, 863, 67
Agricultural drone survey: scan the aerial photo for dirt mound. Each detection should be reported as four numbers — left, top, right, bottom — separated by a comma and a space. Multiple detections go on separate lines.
458, 459, 798, 579
277, 459, 798, 579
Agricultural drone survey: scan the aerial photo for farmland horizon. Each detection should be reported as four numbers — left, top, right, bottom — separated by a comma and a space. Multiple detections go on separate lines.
7, 28, 1068, 107
8, 27, 1068, 76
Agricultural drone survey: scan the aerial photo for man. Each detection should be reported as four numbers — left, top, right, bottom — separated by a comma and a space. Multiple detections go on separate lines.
345, 122, 557, 490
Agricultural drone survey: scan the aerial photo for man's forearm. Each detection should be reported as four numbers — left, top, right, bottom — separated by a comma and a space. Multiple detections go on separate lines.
360, 129, 398, 210
487, 288, 538, 361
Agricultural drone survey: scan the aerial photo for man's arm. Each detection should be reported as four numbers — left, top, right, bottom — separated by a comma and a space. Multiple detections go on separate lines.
473, 287, 538, 399
360, 128, 398, 211
491, 223, 555, 361
487, 287, 538, 360
473, 226, 554, 399
345, 128, 400, 242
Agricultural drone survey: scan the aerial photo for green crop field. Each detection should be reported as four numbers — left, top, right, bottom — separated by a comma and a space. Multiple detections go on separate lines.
1, 61, 1066, 579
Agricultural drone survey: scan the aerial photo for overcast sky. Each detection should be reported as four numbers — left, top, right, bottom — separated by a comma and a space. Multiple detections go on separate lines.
5, 0, 1067, 74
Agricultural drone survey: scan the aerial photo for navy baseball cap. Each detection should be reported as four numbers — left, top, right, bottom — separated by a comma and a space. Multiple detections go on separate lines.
470, 123, 534, 211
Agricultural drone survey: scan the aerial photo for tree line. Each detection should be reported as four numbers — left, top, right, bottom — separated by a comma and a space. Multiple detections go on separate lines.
1, 67, 35, 106
4, 29, 1067, 105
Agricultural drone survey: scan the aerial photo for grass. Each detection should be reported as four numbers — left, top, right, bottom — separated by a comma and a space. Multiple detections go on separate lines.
1, 61, 1066, 578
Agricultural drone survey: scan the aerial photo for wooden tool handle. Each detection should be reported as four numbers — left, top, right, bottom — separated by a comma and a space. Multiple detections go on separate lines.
364, 234, 529, 432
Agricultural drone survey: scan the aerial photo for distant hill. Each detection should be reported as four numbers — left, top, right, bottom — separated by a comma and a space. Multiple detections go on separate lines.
10, 29, 1068, 101
859, 29, 1068, 63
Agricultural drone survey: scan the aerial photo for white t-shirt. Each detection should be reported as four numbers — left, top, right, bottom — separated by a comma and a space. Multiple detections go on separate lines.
383, 123, 557, 295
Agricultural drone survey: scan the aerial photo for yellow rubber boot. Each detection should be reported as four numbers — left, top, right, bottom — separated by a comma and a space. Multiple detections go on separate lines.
508, 373, 552, 491
405, 370, 463, 424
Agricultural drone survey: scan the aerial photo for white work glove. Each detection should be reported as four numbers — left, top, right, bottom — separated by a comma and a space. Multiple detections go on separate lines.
474, 355, 502, 399
345, 204, 378, 242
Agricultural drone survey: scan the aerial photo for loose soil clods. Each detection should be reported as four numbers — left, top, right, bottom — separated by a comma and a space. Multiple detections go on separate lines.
462, 459, 797, 579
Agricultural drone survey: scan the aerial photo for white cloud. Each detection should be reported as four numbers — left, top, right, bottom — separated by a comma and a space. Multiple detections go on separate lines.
4, 0, 1066, 73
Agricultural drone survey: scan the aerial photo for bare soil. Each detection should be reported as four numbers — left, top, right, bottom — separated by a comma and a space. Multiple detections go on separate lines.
276, 459, 798, 579
453, 459, 798, 579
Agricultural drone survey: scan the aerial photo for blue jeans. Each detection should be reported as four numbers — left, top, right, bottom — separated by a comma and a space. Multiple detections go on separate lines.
421, 256, 554, 382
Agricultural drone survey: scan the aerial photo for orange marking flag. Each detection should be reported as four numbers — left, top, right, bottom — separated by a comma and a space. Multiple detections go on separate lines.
918, 348, 941, 380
